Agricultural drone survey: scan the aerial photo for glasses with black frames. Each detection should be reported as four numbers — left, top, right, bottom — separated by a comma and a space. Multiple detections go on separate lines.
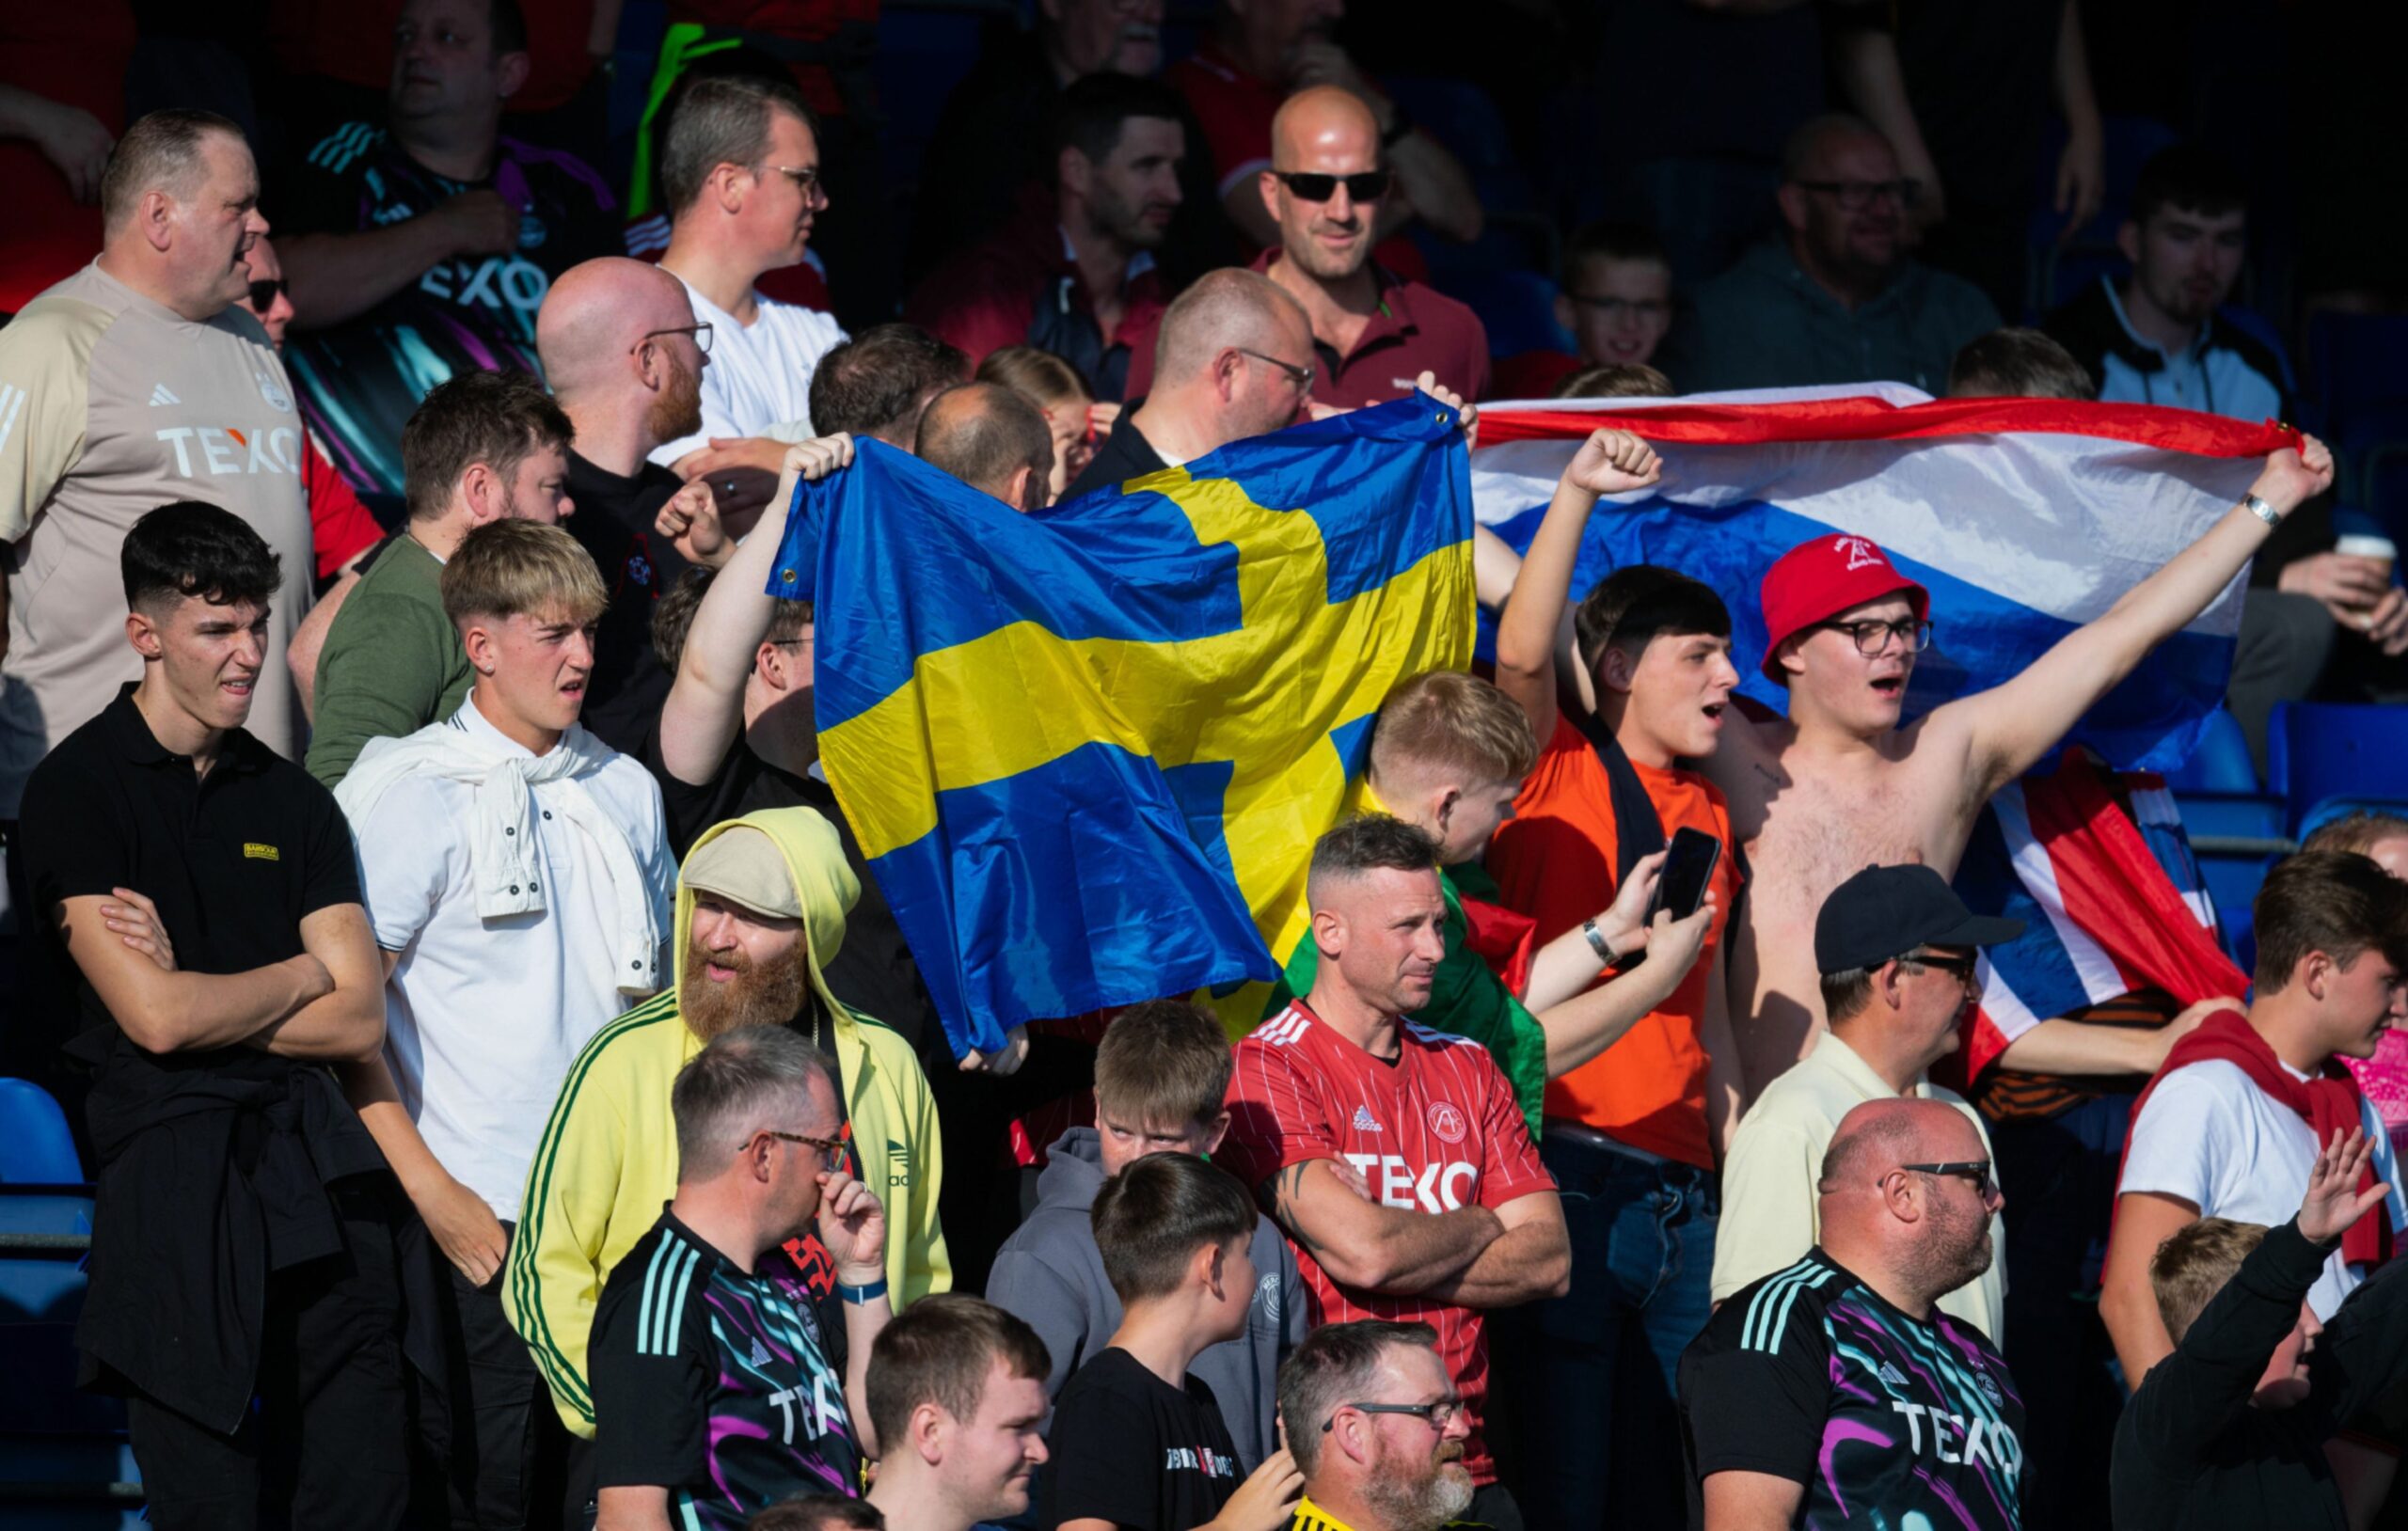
1323, 1397, 1465, 1433
1898, 1160, 1995, 1200
1271, 169, 1393, 203
1817, 617, 1934, 657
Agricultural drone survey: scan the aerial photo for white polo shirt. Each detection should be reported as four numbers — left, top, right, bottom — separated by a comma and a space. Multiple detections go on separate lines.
352, 698, 675, 1221
650, 274, 848, 466
1712, 1031, 2007, 1342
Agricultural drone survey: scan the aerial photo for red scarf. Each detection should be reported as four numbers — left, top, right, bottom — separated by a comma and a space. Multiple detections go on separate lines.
2119, 1009, 2392, 1267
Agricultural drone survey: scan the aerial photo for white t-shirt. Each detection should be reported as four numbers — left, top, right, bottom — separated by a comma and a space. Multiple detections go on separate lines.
650, 274, 848, 466
2119, 1058, 2362, 1318
353, 699, 675, 1221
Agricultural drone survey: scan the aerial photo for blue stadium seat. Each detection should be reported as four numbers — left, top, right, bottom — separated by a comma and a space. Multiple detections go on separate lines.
2159, 706, 2258, 794
2368, 446, 2408, 544
2305, 312, 2408, 450
0, 1081, 133, 1529
2269, 702, 2408, 833
877, 2, 1022, 201
1434, 268, 1575, 361
0, 1080, 80, 1186
2297, 797, 2408, 844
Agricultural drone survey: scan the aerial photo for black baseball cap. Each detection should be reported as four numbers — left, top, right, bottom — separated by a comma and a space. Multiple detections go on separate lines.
1814, 864, 2026, 975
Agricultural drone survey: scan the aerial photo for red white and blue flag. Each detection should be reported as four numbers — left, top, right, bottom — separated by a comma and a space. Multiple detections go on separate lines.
1471, 385, 2299, 771
1950, 750, 2246, 1078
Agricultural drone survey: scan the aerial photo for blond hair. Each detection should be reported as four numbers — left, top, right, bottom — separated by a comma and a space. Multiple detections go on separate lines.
440, 519, 608, 628
1369, 671, 1538, 788
2150, 1216, 2268, 1344
977, 345, 1093, 412
2304, 811, 2408, 859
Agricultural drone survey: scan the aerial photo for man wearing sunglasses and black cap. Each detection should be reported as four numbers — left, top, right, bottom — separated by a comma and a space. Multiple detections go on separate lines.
1712, 862, 2022, 1341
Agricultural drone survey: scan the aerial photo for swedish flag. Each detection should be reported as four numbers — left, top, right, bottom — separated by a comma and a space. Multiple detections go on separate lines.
789, 396, 1476, 1059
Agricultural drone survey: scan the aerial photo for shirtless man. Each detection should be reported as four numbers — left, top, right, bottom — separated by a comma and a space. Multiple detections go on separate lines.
1696, 437, 2334, 1095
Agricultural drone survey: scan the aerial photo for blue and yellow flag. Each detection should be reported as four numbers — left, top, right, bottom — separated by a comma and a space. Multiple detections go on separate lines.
785, 396, 1476, 1058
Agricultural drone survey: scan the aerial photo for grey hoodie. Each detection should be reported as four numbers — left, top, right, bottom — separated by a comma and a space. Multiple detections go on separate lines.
985, 1128, 1308, 1472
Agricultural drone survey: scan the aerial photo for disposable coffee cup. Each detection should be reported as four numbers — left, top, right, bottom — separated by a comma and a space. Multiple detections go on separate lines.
2336, 533, 2397, 628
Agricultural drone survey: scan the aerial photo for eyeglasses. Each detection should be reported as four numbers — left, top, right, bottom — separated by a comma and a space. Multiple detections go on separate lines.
1236, 348, 1315, 393
1817, 617, 1933, 657
632, 322, 714, 356
1794, 178, 1923, 212
246, 277, 289, 310
1900, 1160, 1995, 1200
1272, 169, 1393, 204
1899, 950, 1980, 987
1564, 294, 1671, 323
760, 1129, 848, 1172
1323, 1397, 1465, 1432
765, 164, 823, 197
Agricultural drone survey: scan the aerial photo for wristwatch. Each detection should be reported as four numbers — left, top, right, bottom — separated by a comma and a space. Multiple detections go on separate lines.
2244, 493, 2283, 528
1581, 917, 1612, 961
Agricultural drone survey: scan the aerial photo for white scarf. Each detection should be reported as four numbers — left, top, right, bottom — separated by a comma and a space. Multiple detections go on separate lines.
336, 702, 664, 993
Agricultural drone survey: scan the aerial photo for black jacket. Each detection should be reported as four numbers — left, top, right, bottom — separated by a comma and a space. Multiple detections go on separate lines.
2112, 1219, 2408, 1531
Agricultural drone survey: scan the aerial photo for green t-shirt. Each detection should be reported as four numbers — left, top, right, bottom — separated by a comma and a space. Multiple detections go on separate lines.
1270, 862, 1548, 1136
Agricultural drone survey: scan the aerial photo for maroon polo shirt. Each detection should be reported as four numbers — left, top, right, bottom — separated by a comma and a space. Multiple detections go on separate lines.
1121, 249, 1490, 406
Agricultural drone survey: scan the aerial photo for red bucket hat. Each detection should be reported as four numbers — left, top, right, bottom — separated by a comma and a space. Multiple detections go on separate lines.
1758, 534, 1930, 683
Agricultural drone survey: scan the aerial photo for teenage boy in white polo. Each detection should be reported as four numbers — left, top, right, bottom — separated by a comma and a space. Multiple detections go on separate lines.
336, 517, 674, 1526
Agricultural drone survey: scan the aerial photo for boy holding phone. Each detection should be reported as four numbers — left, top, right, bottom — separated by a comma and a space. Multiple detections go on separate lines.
1485, 428, 1748, 1531
1274, 671, 1718, 1133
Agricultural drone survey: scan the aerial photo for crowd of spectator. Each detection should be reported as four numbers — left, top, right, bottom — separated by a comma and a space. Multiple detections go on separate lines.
4, 2, 2408, 1531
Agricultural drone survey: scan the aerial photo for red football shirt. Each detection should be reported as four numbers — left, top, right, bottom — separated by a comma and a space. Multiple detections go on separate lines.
1221, 1001, 1555, 1485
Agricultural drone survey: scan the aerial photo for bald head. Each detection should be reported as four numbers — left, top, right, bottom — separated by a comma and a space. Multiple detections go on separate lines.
538, 258, 700, 399
1153, 268, 1311, 388
1272, 86, 1378, 169
1816, 1098, 1997, 1312
1782, 113, 1893, 184
1819, 1098, 1972, 1202
915, 382, 1054, 512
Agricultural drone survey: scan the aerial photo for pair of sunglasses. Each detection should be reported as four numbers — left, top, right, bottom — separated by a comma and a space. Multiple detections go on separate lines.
1271, 169, 1392, 203
247, 277, 289, 310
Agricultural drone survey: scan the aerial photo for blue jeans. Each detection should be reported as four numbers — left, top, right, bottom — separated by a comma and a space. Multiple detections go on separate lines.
1496, 1132, 1717, 1531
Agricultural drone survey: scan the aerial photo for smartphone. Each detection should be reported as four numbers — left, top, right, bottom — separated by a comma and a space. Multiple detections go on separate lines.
1644, 827, 1723, 923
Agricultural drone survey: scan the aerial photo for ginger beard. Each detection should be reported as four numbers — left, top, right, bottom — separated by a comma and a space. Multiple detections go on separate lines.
679, 929, 813, 1040
648, 345, 705, 445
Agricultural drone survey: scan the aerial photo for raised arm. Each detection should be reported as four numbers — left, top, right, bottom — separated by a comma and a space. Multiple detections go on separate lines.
2128, 1133, 2385, 1468
1423, 1190, 1570, 1305
54, 891, 330, 1054
654, 435, 852, 787
1264, 1159, 1502, 1295
1492, 428, 1664, 743
1536, 899, 1716, 1077
1955, 439, 2336, 801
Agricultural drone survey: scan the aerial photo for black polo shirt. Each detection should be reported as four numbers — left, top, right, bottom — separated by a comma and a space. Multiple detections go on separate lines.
1061, 410, 1170, 502
19, 684, 360, 1069
564, 450, 693, 757
15, 683, 389, 1429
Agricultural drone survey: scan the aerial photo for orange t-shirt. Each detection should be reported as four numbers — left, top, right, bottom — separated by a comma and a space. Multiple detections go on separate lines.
1486, 715, 1738, 1168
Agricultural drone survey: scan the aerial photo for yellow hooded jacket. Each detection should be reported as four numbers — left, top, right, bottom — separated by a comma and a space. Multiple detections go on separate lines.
503, 807, 951, 1437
